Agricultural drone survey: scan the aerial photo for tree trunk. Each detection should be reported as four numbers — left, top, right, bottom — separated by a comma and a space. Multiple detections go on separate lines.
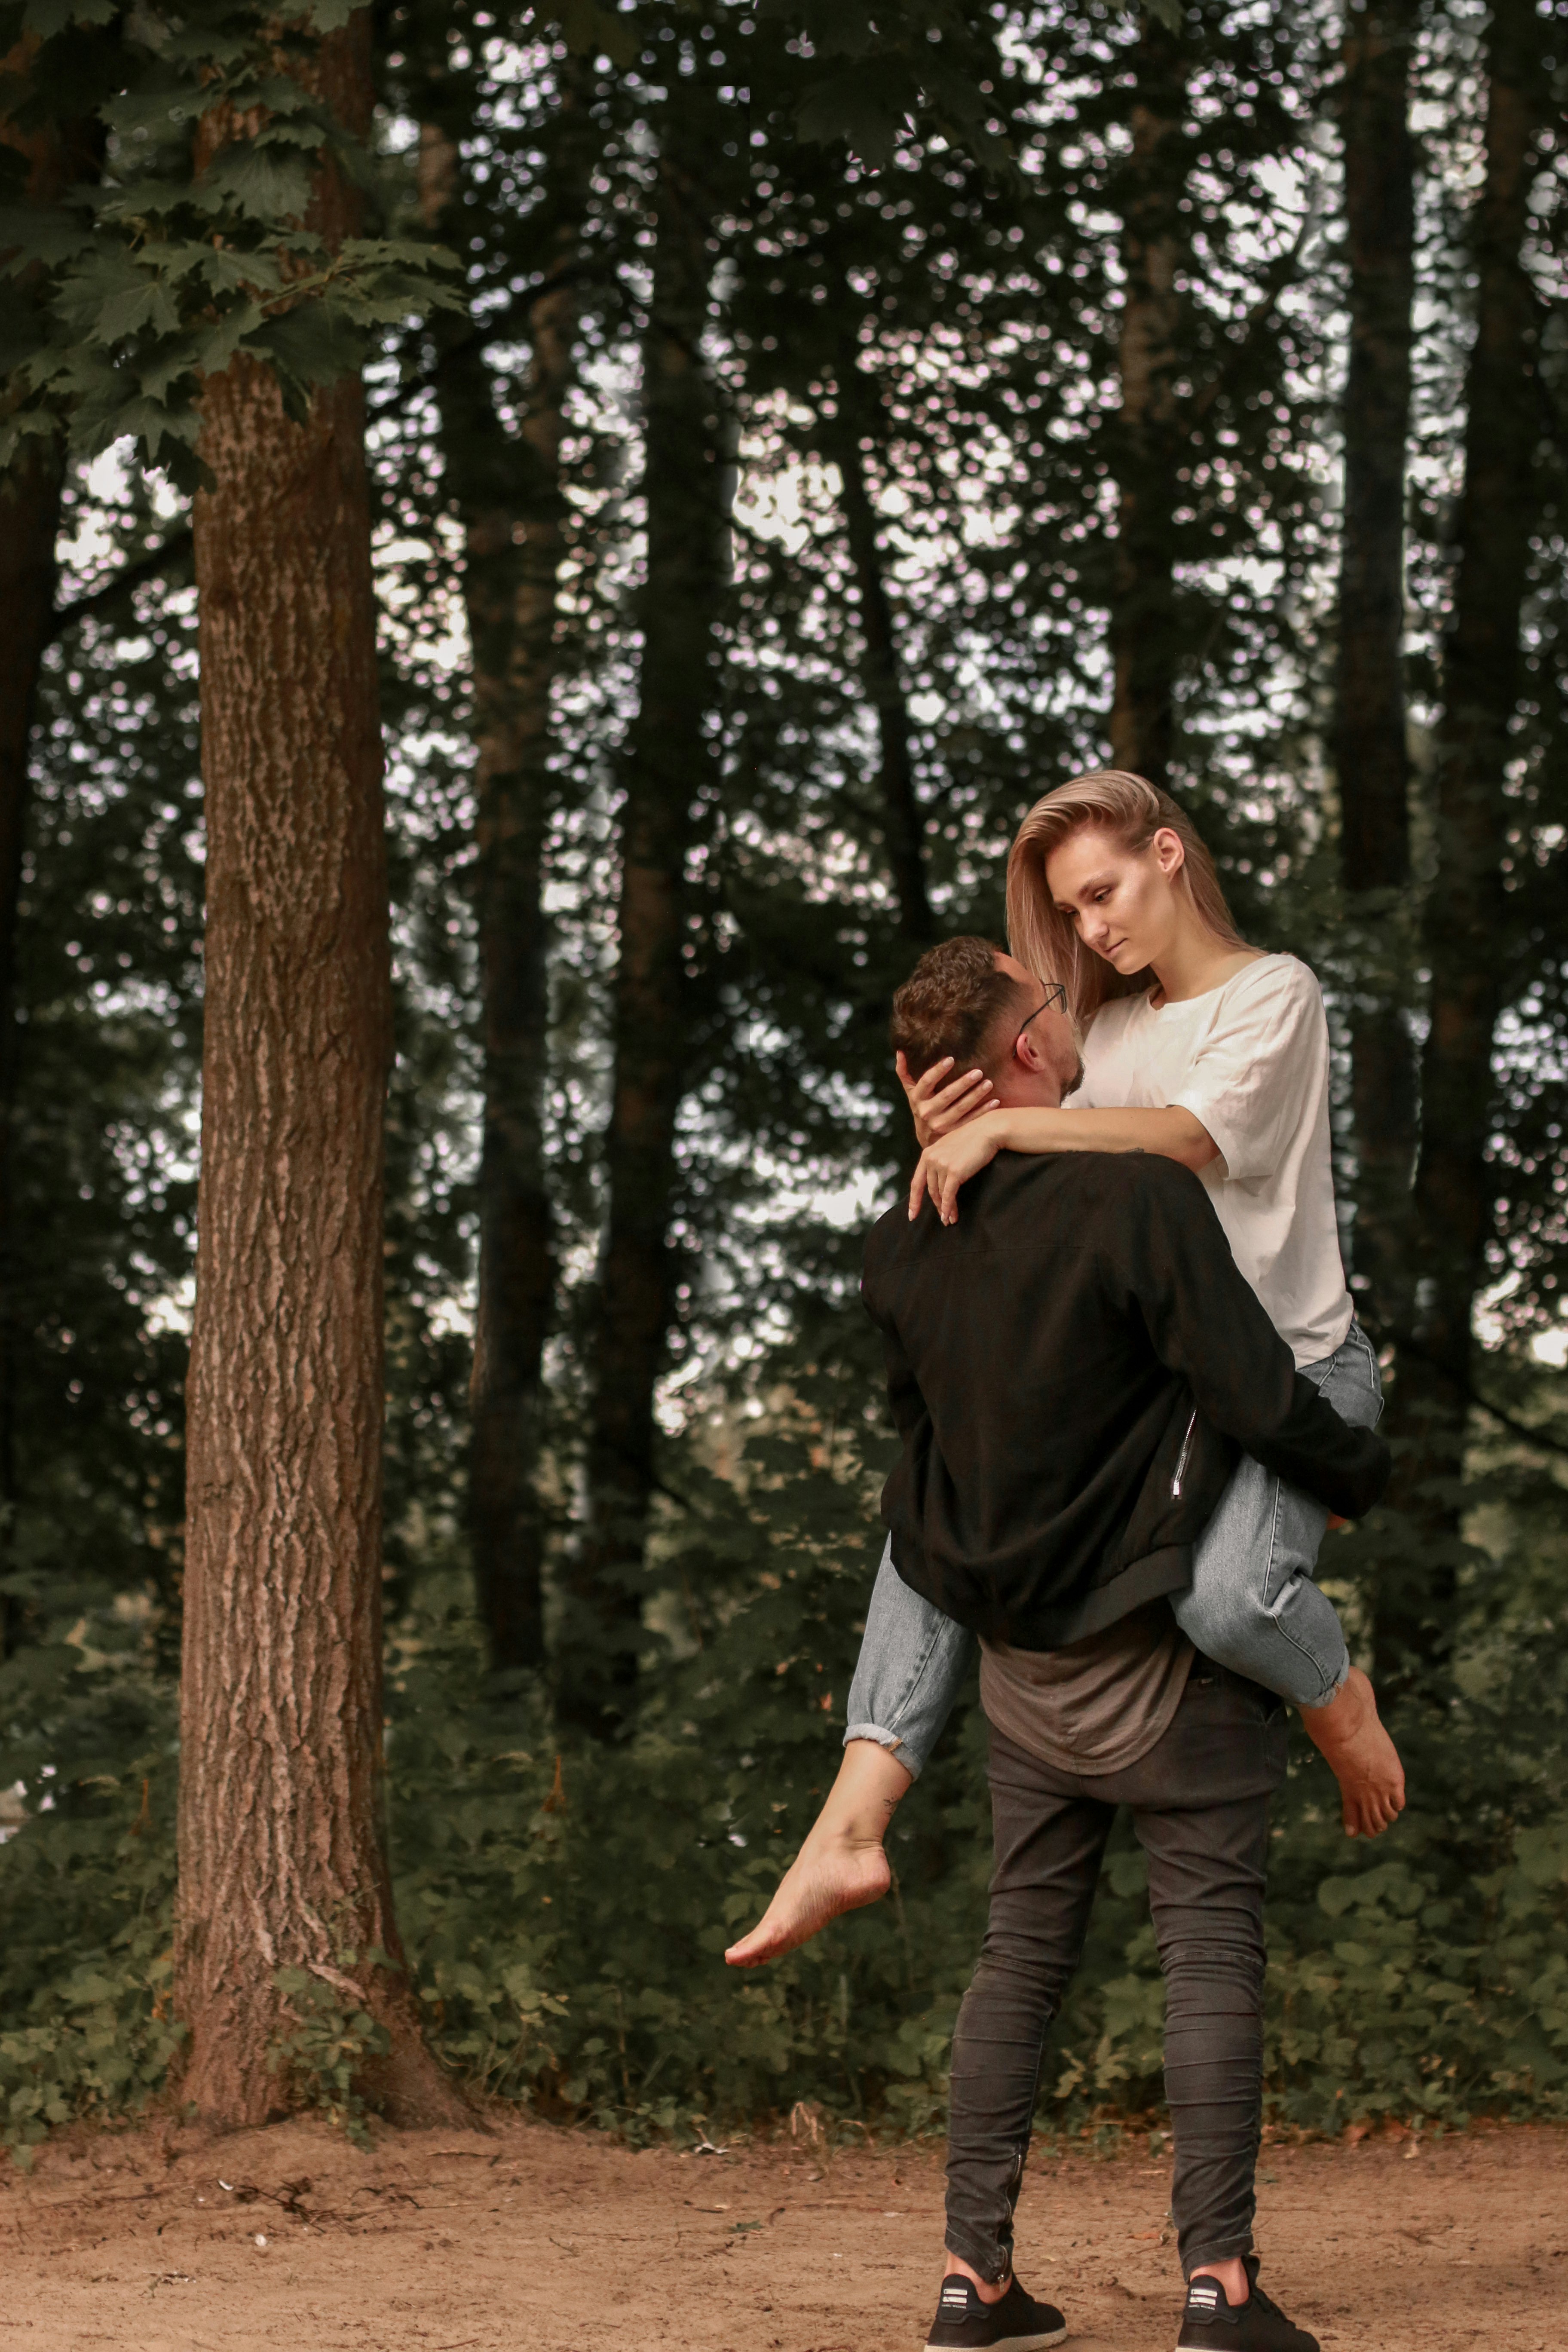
827, 350, 933, 944
1108, 8, 1189, 789
1332, 0, 1420, 1345
0, 46, 99, 1651
418, 124, 579, 1679
1372, 0, 1545, 1692
177, 11, 462, 2128
563, 115, 729, 1736
0, 444, 60, 1660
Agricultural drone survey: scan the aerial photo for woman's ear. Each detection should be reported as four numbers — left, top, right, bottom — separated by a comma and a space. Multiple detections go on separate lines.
1152, 825, 1186, 881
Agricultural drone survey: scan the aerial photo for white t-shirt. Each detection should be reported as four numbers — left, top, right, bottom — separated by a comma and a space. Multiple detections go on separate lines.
1074, 953, 1353, 1367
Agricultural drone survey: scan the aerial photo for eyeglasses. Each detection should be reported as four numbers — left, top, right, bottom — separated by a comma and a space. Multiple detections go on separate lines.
1016, 981, 1067, 1050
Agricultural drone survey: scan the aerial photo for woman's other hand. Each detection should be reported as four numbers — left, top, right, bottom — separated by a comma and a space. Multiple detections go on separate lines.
896, 1050, 999, 1149
908, 1115, 1006, 1225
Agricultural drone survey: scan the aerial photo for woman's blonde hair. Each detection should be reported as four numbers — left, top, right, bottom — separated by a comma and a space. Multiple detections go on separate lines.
1006, 769, 1246, 1028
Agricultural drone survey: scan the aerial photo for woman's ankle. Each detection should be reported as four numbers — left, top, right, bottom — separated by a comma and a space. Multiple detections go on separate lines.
813, 1739, 913, 1845
1300, 1667, 1361, 1728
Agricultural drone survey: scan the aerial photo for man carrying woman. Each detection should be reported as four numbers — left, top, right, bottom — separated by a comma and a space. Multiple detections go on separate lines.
725, 771, 1408, 2349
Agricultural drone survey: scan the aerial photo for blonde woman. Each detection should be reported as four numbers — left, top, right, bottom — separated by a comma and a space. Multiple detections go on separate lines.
729, 771, 1403, 1972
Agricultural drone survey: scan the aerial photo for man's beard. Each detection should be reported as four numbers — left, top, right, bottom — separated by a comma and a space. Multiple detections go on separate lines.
1061, 1050, 1086, 1099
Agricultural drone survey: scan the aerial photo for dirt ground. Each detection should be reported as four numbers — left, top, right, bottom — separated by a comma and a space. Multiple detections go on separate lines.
1, 2113, 1563, 2352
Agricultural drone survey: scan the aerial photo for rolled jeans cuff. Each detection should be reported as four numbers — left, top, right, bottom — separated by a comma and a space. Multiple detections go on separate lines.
842, 1543, 974, 1782
842, 1721, 906, 1759
1310, 1652, 1351, 1704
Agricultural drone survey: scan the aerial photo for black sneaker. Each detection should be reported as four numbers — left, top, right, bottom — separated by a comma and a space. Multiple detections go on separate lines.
1176, 2260, 1318, 2351
925, 2272, 1066, 2351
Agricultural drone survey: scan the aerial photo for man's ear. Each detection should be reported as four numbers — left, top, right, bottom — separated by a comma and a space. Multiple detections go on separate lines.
1013, 1025, 1047, 1073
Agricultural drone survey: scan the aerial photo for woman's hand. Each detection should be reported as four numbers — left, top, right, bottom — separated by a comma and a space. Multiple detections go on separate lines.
909, 1114, 1008, 1225
896, 1050, 1000, 1149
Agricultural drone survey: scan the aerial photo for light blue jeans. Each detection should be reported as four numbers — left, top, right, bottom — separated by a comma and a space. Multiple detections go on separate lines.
844, 1322, 1383, 1779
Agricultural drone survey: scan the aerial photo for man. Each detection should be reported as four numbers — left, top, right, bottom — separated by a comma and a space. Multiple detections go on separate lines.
727, 938, 1390, 2352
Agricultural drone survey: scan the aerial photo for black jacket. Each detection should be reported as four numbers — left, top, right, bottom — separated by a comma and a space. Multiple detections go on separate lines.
861, 1151, 1390, 1651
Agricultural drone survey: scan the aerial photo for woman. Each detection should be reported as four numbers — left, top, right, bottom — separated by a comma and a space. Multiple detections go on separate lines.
728, 769, 1403, 1971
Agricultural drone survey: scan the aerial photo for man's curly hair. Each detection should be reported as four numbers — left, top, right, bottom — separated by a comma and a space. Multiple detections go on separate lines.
890, 936, 1035, 1082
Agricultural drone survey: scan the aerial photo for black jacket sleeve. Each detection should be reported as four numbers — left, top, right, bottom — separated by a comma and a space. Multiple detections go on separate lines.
1109, 1160, 1390, 1520
861, 1264, 928, 1458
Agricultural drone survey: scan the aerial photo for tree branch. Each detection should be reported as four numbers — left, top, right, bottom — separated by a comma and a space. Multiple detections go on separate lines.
1183, 187, 1321, 435
45, 527, 195, 644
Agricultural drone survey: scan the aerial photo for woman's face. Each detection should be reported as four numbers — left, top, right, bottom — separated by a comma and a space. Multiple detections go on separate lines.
1044, 824, 1185, 975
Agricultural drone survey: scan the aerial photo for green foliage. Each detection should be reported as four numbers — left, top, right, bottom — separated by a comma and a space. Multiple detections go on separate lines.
372, 1412, 1568, 2144
2, 1433, 1565, 2162
0, 0, 462, 481
760, 0, 1014, 171
267, 1966, 392, 2148
0, 1746, 181, 2167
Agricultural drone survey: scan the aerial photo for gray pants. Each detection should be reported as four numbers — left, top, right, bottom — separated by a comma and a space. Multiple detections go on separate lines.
847, 1322, 1382, 1777
946, 1666, 1287, 2285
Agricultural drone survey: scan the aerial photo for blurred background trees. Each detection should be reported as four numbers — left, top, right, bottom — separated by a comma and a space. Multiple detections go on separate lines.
0, 0, 1564, 2146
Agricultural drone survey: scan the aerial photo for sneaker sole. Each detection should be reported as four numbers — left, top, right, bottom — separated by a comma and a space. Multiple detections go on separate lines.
1175, 2336, 1317, 2352
925, 2331, 1067, 2352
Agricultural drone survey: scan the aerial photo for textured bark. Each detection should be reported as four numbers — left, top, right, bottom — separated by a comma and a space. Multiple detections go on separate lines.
1373, 0, 1545, 1691
1332, 0, 1420, 1345
0, 45, 100, 1650
419, 124, 580, 1678
1108, 9, 1189, 789
178, 12, 463, 2128
564, 118, 728, 1736
827, 354, 933, 943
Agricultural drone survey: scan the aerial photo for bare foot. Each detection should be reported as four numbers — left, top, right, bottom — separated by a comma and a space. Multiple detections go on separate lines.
724, 1825, 891, 1966
1300, 1666, 1406, 1838
725, 1740, 911, 1967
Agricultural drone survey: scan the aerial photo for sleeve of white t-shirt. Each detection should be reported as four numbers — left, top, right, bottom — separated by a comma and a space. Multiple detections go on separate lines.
1170, 957, 1328, 1184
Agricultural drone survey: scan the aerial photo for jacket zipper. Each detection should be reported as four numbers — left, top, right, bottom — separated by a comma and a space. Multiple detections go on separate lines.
1171, 1410, 1197, 1499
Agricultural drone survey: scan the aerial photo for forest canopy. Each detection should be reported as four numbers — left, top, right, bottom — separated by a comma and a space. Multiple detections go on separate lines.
0, 0, 1565, 2150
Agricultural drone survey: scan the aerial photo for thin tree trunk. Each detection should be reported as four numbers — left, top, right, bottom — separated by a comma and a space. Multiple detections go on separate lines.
1373, 0, 1545, 1692
563, 115, 729, 1736
177, 10, 463, 2127
418, 124, 579, 1678
1332, 0, 1420, 1345
0, 441, 59, 1660
827, 351, 933, 943
1108, 8, 1189, 789
0, 46, 98, 1651
0, 438, 57, 1175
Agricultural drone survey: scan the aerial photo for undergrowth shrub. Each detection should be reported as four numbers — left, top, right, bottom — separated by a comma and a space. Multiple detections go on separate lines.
2, 1433, 1565, 2158
382, 1446, 1568, 2142
0, 1742, 181, 2164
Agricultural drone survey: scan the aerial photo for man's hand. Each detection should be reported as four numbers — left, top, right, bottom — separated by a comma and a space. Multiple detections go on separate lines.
896, 1049, 998, 1149
909, 1115, 1007, 1224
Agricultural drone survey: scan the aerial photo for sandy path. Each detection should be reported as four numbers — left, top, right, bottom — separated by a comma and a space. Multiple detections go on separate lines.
0, 2116, 1563, 2350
